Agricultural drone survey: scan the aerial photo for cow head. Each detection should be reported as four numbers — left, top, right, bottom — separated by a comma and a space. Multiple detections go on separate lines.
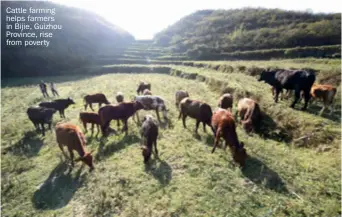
133, 100, 144, 111
143, 114, 154, 123
232, 142, 247, 168
136, 83, 143, 94
258, 68, 277, 83
67, 97, 76, 105
75, 152, 94, 171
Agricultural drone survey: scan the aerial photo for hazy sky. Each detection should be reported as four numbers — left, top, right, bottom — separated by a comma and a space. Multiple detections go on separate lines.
52, 0, 341, 39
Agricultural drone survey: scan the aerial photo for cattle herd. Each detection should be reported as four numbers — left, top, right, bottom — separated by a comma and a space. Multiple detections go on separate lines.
26, 69, 337, 171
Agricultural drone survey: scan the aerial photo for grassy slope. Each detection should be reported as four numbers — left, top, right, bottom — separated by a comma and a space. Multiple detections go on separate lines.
1, 71, 340, 217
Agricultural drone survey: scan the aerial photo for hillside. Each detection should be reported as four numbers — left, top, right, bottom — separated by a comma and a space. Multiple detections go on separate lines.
153, 8, 341, 58
1, 63, 341, 216
1, 1, 135, 78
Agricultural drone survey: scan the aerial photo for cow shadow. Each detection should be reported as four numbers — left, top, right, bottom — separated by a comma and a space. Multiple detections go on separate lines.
2, 131, 44, 157
144, 158, 172, 186
242, 156, 288, 194
96, 133, 140, 161
32, 161, 86, 210
255, 112, 293, 143
306, 104, 341, 123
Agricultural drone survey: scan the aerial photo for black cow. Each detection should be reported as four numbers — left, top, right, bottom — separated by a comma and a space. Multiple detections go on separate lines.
27, 106, 57, 136
39, 97, 75, 118
258, 69, 315, 110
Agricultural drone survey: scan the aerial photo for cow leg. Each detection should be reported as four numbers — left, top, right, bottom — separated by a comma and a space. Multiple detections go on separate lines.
59, 110, 63, 118
202, 122, 207, 133
291, 87, 301, 109
135, 112, 140, 124
329, 103, 334, 115
122, 119, 128, 135
91, 123, 94, 136
99, 103, 102, 108
195, 120, 200, 134
48, 122, 52, 131
41, 123, 45, 136
117, 119, 120, 128
62, 110, 66, 118
154, 140, 158, 157
319, 106, 326, 116
182, 115, 187, 129
83, 122, 87, 134
178, 111, 182, 120
155, 109, 161, 122
101, 121, 109, 136
96, 124, 100, 137
301, 90, 311, 111
68, 148, 74, 167
84, 103, 88, 110
58, 143, 69, 161
274, 88, 281, 103
212, 128, 221, 153
90, 103, 94, 111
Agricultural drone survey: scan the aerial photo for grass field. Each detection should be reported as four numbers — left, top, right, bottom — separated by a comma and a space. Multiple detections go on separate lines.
1, 69, 341, 216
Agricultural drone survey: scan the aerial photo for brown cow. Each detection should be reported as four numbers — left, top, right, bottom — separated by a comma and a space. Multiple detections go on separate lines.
310, 84, 337, 115
211, 108, 247, 168
79, 112, 101, 136
143, 89, 152, 95
218, 93, 233, 111
178, 97, 215, 134
175, 90, 189, 110
55, 122, 94, 171
84, 93, 110, 111
98, 101, 144, 136
137, 81, 151, 95
237, 98, 261, 133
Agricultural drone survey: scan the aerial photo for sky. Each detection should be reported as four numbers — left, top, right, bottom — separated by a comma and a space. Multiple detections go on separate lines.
52, 0, 342, 39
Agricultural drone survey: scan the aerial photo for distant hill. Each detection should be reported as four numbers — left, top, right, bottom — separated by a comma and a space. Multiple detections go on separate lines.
153, 8, 341, 58
1, 1, 135, 78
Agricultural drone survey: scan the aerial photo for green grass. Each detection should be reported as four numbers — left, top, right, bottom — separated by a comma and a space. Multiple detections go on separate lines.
2, 71, 341, 216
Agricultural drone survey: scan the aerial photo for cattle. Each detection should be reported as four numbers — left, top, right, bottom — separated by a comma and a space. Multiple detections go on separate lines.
218, 93, 233, 111
79, 112, 101, 136
175, 90, 189, 110
115, 92, 124, 104
98, 101, 144, 136
39, 98, 75, 118
178, 97, 215, 134
211, 108, 247, 168
137, 81, 151, 95
143, 89, 152, 95
27, 106, 57, 136
310, 84, 337, 115
55, 122, 94, 171
134, 95, 168, 122
83, 93, 110, 111
258, 69, 315, 110
237, 98, 261, 133
140, 115, 159, 163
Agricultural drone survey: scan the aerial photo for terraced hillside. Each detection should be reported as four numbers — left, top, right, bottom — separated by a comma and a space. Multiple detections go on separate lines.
1, 56, 341, 216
